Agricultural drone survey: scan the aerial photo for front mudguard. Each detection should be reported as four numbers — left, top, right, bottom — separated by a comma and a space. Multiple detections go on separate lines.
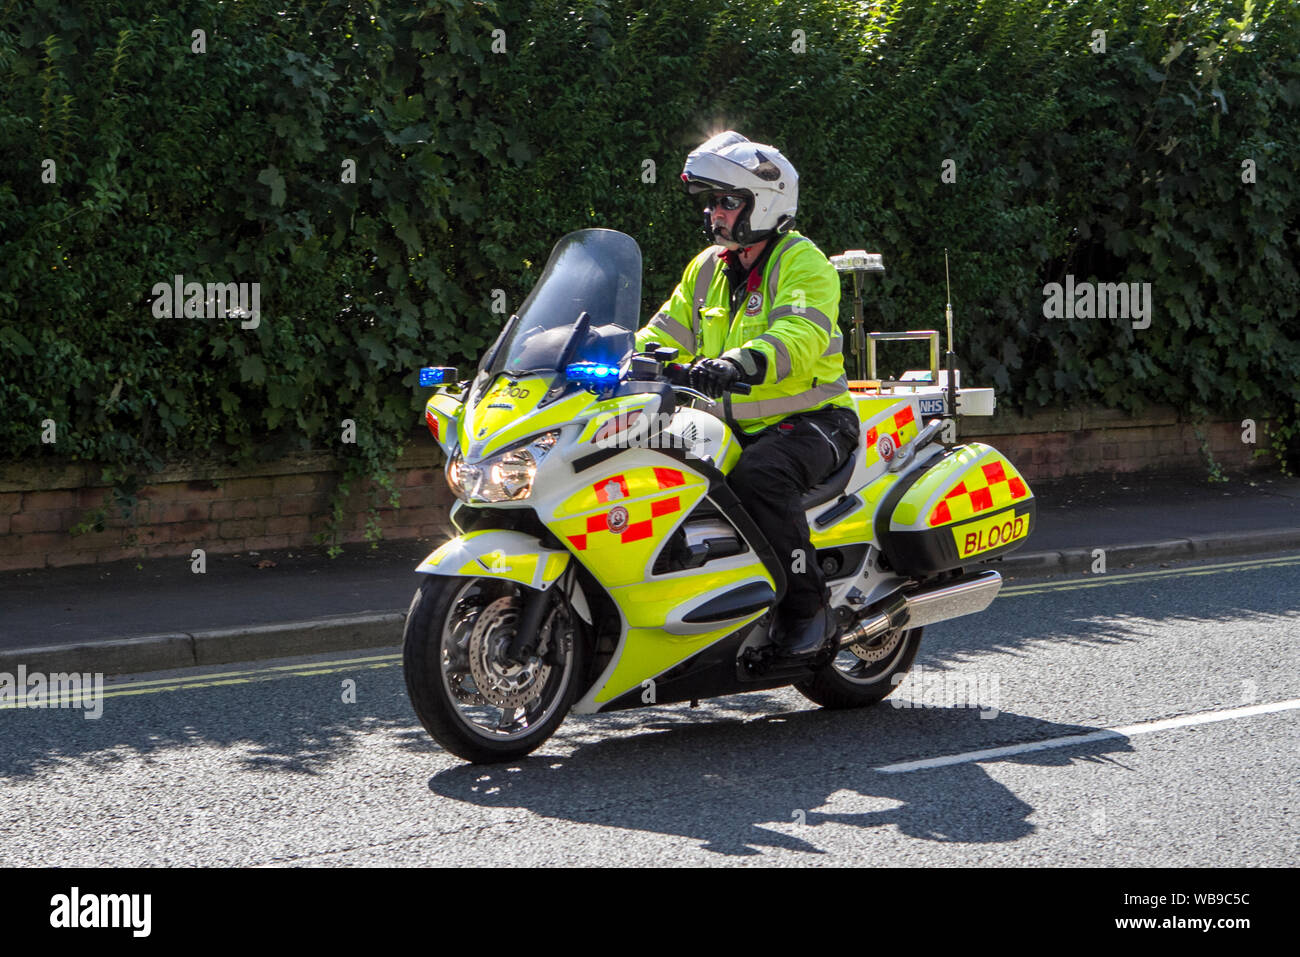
416, 529, 592, 624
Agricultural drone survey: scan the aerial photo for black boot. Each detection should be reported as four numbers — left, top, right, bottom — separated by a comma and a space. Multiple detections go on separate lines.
772, 606, 833, 659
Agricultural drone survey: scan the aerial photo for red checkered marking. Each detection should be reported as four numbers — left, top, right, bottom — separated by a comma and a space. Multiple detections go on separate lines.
594, 474, 629, 503
567, 490, 684, 550
651, 496, 680, 518
620, 520, 654, 543
654, 468, 685, 489
927, 456, 1031, 526
864, 406, 918, 455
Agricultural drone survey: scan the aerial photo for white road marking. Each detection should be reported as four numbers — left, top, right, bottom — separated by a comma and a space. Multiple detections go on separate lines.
875, 698, 1300, 773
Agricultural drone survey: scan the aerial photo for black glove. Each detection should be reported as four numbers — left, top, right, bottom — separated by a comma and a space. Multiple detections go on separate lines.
689, 357, 742, 399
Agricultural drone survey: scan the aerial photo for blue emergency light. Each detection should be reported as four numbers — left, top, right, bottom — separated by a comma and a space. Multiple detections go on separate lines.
565, 362, 620, 385
419, 366, 458, 387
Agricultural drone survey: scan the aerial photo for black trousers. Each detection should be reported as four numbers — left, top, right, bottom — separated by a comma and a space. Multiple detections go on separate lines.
728, 404, 861, 619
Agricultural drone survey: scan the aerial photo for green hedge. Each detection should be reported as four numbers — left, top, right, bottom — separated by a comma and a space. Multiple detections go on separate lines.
2, 0, 1298, 490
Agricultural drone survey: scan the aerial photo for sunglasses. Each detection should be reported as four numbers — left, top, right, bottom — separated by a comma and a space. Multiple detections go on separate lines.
701, 193, 746, 212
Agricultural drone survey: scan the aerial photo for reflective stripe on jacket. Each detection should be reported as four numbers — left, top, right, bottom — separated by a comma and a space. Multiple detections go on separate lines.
635, 231, 853, 433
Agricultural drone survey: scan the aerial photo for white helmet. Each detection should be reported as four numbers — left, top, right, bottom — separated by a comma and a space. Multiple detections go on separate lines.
681, 131, 799, 246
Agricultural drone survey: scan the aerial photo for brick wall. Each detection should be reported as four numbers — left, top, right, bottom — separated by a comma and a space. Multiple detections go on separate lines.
960, 406, 1269, 481
0, 406, 1272, 571
0, 444, 455, 572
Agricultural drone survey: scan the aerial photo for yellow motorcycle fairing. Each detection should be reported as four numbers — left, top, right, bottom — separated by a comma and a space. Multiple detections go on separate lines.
416, 529, 573, 594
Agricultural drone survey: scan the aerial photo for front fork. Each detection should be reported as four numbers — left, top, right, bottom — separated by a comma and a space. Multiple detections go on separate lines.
505, 565, 578, 665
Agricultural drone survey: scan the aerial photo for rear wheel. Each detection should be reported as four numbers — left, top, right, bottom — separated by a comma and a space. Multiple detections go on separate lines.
794, 624, 923, 710
403, 575, 586, 763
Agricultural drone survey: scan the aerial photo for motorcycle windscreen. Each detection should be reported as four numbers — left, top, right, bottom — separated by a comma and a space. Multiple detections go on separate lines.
491, 228, 642, 378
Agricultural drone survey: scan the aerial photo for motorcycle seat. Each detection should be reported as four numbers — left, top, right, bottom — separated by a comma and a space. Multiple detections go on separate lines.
800, 448, 859, 510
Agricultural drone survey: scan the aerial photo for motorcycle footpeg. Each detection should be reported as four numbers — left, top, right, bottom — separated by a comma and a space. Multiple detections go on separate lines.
742, 643, 821, 679
741, 645, 779, 677
812, 622, 844, 667
764, 627, 841, 672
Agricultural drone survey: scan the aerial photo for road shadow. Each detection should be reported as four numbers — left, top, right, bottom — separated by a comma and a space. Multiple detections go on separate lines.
6, 553, 1288, 791
425, 701, 1135, 857
921, 555, 1300, 668
0, 665, 419, 779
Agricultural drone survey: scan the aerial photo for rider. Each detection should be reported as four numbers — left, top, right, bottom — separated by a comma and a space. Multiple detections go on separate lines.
635, 131, 860, 659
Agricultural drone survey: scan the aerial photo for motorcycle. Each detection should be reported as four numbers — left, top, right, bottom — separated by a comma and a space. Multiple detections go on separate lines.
402, 228, 1035, 763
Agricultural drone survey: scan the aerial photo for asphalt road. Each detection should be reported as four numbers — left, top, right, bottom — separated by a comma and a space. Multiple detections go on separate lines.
2, 552, 1297, 867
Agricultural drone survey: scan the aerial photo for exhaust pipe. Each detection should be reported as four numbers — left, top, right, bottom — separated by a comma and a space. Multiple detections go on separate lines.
839, 570, 1002, 647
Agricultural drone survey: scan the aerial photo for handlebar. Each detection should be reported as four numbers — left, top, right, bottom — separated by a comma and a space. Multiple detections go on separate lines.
663, 362, 751, 395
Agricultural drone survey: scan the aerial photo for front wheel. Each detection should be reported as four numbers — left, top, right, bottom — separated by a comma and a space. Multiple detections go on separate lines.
403, 575, 586, 763
794, 624, 923, 710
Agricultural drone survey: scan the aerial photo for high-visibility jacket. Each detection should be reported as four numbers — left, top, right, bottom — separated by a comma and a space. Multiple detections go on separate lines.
635, 231, 853, 434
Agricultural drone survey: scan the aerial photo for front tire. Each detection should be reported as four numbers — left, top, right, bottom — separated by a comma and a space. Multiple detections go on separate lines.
794, 625, 923, 710
403, 575, 586, 763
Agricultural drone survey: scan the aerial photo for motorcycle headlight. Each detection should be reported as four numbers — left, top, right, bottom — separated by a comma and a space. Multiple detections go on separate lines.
446, 431, 559, 503
445, 451, 475, 500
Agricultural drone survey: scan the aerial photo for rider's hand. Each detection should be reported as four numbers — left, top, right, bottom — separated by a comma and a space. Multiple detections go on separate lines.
689, 357, 742, 399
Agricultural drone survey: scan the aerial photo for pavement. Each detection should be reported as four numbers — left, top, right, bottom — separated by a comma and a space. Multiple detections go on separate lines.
2, 468, 1299, 677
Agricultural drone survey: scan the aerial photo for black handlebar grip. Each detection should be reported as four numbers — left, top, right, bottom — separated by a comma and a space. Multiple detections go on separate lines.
730, 382, 752, 395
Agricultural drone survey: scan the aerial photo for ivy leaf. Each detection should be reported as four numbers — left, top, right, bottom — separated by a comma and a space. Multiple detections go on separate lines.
0, 327, 36, 356
506, 138, 533, 165
1159, 41, 1185, 67
257, 166, 286, 206
394, 218, 422, 250
239, 355, 267, 385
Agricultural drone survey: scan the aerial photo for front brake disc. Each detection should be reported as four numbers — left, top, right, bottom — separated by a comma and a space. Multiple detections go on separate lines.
467, 596, 552, 709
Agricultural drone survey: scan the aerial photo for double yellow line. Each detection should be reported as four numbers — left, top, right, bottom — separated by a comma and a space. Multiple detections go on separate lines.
0, 653, 401, 710
1000, 552, 1300, 597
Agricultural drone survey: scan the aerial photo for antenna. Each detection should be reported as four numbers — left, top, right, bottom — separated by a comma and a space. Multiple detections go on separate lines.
944, 249, 953, 356
943, 249, 959, 437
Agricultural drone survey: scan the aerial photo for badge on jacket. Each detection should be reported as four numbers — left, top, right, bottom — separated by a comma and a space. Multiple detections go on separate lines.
744, 292, 763, 316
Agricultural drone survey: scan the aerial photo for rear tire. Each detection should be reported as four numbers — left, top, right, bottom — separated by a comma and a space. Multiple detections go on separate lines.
403, 575, 586, 764
794, 625, 923, 710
